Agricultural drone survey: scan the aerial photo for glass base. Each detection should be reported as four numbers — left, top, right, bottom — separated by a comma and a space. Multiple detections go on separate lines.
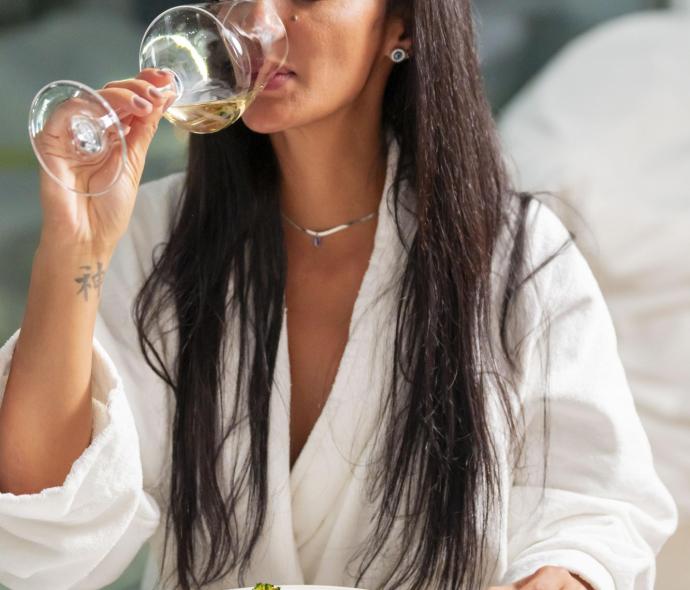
28, 80, 127, 196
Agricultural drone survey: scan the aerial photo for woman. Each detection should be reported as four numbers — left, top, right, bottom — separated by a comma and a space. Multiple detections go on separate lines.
0, 1, 676, 589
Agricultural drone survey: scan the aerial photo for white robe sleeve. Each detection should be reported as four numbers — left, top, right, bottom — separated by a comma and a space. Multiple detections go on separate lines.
0, 327, 161, 590
500, 204, 678, 590
0, 172, 185, 589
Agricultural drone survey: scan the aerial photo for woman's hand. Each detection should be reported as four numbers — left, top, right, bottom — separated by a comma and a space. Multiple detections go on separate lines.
489, 566, 595, 589
37, 68, 176, 255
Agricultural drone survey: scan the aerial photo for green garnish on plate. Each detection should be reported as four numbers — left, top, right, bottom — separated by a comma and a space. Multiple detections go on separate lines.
253, 585, 280, 590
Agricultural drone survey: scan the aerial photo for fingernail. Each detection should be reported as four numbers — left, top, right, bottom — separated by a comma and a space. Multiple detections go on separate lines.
148, 86, 165, 99
122, 125, 132, 135
132, 95, 153, 112
153, 68, 169, 78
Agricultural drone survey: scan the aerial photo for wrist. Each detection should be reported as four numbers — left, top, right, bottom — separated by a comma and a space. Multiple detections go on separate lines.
36, 235, 116, 263
31, 241, 113, 306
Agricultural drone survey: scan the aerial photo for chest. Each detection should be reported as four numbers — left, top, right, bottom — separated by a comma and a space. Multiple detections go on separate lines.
284, 254, 371, 468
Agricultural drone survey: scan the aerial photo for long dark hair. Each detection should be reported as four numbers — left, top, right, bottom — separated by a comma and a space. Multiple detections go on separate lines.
134, 1, 567, 588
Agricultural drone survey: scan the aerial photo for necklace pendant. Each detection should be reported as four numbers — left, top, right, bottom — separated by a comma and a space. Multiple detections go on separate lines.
313, 235, 322, 247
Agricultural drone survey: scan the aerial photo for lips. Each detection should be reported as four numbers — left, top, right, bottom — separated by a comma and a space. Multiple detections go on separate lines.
262, 63, 296, 79
249, 57, 295, 75
263, 68, 296, 91
250, 64, 296, 86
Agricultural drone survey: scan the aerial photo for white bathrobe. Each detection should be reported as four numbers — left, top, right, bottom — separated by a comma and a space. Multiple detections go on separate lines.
0, 140, 677, 590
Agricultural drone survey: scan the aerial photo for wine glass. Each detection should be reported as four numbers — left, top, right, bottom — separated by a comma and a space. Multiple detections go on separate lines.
28, 0, 288, 197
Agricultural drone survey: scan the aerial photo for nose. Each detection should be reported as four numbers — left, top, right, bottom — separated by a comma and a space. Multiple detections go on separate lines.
241, 0, 289, 44
250, 0, 281, 23
254, 0, 292, 30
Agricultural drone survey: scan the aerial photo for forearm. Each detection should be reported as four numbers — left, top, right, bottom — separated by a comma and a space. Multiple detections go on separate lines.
0, 241, 113, 494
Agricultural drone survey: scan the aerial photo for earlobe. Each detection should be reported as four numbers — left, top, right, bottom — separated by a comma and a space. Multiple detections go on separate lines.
386, 15, 413, 62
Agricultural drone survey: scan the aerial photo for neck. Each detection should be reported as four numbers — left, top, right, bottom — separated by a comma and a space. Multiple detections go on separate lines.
269, 109, 387, 259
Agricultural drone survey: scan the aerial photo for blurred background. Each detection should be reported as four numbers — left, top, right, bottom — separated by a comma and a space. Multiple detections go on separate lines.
0, 0, 672, 346
0, 0, 687, 589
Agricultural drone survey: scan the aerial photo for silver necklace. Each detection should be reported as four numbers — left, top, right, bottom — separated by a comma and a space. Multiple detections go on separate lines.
281, 210, 378, 247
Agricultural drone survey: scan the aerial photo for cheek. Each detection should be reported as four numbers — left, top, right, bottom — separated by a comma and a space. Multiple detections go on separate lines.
242, 2, 387, 133
311, 25, 379, 100
299, 0, 387, 72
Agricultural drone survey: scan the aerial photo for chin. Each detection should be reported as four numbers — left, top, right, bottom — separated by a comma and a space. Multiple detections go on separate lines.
241, 100, 299, 135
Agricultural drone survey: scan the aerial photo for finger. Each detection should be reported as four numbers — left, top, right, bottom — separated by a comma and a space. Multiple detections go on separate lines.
98, 87, 155, 117
136, 69, 178, 105
102, 78, 172, 107
97, 88, 162, 157
100, 73, 177, 164
517, 566, 571, 590
122, 93, 176, 167
137, 67, 174, 89
572, 575, 593, 590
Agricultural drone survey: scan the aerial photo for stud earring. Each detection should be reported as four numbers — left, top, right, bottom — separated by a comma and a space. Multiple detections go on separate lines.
290, 14, 299, 22
390, 48, 409, 63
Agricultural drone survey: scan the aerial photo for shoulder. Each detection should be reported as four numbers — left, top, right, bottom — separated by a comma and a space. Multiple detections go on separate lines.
495, 196, 574, 281
493, 196, 605, 344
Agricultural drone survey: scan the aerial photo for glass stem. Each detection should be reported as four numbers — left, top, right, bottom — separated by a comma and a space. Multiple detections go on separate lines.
95, 111, 120, 130
70, 112, 117, 156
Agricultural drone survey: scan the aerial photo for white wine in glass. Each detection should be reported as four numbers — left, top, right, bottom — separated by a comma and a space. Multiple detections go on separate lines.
164, 94, 256, 133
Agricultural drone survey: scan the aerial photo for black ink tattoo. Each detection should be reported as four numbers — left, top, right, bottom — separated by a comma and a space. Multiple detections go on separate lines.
74, 261, 106, 301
